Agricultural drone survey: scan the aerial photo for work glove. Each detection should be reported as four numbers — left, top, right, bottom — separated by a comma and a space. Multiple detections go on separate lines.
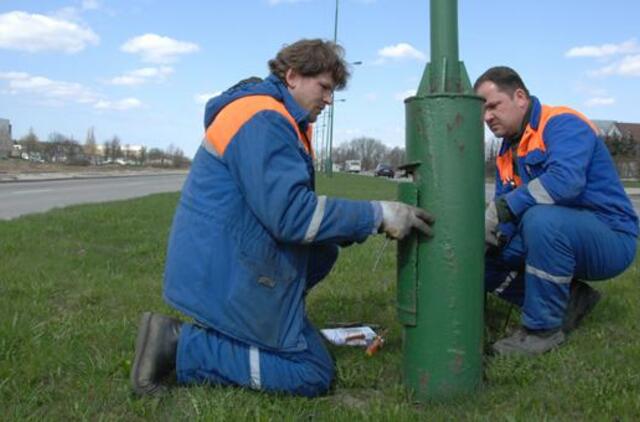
377, 201, 435, 240
485, 200, 500, 247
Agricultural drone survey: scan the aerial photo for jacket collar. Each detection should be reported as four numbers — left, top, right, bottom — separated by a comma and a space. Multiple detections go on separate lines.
528, 96, 542, 131
203, 74, 311, 130
265, 74, 311, 126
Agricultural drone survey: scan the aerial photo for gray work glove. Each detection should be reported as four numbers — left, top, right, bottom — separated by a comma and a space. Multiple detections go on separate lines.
485, 200, 500, 247
378, 201, 435, 239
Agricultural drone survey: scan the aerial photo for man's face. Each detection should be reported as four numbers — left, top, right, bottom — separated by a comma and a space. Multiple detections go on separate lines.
285, 70, 334, 123
476, 81, 528, 138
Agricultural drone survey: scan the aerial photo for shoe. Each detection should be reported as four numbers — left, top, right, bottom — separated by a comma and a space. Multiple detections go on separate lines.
130, 312, 183, 396
492, 327, 566, 357
562, 280, 601, 334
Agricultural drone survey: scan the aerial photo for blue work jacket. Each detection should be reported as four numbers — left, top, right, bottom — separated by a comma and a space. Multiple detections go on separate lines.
494, 96, 638, 238
164, 75, 378, 352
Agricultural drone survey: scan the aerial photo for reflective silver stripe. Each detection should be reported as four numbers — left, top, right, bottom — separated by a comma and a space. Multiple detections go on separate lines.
303, 195, 327, 243
495, 271, 518, 295
249, 346, 261, 389
528, 178, 554, 205
526, 264, 572, 284
201, 138, 220, 157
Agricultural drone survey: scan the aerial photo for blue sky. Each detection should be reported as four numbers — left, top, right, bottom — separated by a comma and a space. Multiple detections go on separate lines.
1, 0, 639, 158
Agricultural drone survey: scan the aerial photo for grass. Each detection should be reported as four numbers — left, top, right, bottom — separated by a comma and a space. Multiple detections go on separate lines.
1, 172, 639, 420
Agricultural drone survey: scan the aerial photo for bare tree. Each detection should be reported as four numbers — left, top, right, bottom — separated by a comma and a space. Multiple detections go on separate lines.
19, 128, 41, 157
84, 127, 98, 164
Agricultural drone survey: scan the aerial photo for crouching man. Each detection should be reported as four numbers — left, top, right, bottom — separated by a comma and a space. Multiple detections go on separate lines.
130, 39, 435, 397
476, 66, 638, 356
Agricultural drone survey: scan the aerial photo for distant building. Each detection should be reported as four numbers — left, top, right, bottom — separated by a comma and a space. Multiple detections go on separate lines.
0, 118, 11, 158
592, 119, 620, 138
615, 122, 640, 143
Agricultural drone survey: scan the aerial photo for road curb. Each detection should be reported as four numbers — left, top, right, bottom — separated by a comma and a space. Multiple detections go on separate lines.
0, 170, 188, 184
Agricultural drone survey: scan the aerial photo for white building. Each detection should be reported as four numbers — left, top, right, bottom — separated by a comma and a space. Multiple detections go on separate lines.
0, 118, 11, 158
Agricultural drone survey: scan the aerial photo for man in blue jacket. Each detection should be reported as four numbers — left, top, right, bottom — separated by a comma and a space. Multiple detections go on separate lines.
131, 39, 435, 396
475, 66, 638, 356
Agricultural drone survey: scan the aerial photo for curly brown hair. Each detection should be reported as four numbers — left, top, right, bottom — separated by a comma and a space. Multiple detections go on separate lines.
268, 39, 350, 90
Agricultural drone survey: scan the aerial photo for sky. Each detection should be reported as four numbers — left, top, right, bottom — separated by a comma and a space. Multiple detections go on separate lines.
1, 0, 639, 159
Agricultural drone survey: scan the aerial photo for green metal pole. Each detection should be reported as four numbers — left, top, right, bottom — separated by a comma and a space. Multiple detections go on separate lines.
325, 0, 340, 176
397, 0, 484, 401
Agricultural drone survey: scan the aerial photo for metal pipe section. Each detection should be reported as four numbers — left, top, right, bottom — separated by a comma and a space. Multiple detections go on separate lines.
397, 0, 484, 401
427, 0, 460, 93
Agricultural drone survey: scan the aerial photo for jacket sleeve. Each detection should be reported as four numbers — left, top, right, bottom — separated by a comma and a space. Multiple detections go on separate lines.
504, 114, 596, 218
223, 110, 377, 244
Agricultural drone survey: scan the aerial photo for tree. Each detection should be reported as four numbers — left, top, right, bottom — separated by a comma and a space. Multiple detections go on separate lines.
148, 147, 166, 166
19, 128, 41, 157
110, 136, 122, 160
386, 147, 405, 169
103, 140, 112, 162
334, 137, 388, 171
84, 127, 98, 164
138, 146, 147, 165
166, 143, 190, 168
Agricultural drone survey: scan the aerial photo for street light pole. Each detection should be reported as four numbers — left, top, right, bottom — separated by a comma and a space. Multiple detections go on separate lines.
324, 0, 340, 176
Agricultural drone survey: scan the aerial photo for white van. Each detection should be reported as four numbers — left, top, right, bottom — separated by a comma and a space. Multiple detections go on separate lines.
344, 160, 362, 173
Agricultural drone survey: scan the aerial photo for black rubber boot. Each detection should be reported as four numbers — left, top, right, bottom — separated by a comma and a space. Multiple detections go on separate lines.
562, 280, 601, 334
130, 312, 183, 396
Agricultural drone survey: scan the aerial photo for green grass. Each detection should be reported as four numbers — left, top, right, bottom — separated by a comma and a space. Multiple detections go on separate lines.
1, 173, 639, 420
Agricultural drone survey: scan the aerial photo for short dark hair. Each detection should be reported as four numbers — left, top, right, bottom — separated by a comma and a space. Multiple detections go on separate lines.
268, 39, 350, 90
473, 66, 530, 97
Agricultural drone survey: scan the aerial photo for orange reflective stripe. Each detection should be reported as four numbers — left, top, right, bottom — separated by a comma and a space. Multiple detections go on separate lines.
204, 95, 309, 156
501, 104, 598, 187
519, 105, 597, 157
538, 105, 598, 138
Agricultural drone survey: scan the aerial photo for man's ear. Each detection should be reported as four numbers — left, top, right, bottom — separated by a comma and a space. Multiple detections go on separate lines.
285, 69, 298, 88
514, 88, 529, 108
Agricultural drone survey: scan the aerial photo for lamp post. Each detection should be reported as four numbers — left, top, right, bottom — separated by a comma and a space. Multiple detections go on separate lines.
323, 0, 340, 176
322, 0, 362, 175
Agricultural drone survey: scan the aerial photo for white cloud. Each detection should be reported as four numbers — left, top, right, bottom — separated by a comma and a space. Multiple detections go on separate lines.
108, 66, 174, 86
394, 89, 416, 101
0, 71, 142, 111
94, 98, 142, 110
0, 11, 99, 53
585, 97, 615, 107
376, 43, 426, 64
565, 39, 639, 58
194, 91, 222, 105
0, 71, 98, 103
364, 92, 378, 102
590, 54, 640, 77
121, 33, 200, 63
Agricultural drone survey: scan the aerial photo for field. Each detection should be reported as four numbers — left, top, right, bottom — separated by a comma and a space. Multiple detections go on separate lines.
1, 173, 639, 420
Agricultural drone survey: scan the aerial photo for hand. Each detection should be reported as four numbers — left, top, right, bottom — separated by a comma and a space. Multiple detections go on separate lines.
378, 201, 435, 240
485, 201, 500, 247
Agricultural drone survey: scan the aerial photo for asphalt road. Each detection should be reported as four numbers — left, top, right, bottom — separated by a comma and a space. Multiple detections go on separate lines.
1, 174, 637, 220
0, 173, 187, 220
484, 183, 640, 217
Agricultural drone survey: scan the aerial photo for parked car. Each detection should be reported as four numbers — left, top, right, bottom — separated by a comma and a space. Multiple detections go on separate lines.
374, 163, 395, 178
344, 159, 362, 173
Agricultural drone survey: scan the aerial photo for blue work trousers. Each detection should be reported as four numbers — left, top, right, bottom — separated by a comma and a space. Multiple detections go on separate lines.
486, 205, 636, 330
175, 244, 339, 397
